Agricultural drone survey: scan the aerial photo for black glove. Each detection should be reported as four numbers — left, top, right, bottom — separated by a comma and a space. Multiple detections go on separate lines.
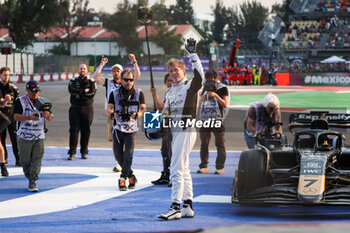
185, 38, 196, 54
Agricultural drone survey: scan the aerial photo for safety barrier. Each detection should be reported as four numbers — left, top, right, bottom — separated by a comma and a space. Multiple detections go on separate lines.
14, 73, 79, 83
276, 72, 350, 86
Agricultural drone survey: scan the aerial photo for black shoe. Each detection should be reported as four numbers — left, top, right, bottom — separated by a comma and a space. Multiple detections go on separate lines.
128, 175, 137, 189
81, 154, 88, 159
28, 180, 38, 192
151, 172, 169, 185
68, 154, 75, 160
15, 160, 21, 166
1, 163, 9, 177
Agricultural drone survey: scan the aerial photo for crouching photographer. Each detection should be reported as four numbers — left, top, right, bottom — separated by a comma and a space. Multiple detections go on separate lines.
243, 93, 285, 149
14, 81, 54, 192
106, 68, 146, 191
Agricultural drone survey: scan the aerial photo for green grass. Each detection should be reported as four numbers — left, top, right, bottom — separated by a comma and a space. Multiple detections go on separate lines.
230, 92, 350, 110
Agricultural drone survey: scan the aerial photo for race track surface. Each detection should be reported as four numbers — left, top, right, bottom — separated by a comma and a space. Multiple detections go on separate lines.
2, 147, 350, 233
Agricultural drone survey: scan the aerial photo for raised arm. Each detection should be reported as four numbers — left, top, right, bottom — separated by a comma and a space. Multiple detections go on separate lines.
91, 57, 108, 85
128, 54, 141, 82
185, 38, 205, 84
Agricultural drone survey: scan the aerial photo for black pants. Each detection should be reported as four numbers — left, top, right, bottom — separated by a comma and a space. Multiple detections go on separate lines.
2, 120, 19, 162
112, 129, 136, 179
69, 105, 93, 154
161, 128, 172, 175
199, 124, 226, 170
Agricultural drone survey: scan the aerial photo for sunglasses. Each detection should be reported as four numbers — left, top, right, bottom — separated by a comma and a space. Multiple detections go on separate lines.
123, 78, 134, 82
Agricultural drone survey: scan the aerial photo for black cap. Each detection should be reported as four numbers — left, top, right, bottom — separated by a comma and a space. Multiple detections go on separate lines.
26, 80, 40, 92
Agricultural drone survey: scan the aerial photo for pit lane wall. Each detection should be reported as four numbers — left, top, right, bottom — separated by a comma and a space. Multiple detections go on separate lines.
276, 73, 350, 86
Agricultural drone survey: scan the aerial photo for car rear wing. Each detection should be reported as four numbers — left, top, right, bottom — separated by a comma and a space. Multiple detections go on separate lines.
289, 111, 350, 134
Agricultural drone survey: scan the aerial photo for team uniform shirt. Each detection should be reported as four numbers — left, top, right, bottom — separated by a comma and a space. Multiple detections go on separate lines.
68, 76, 97, 106
14, 96, 45, 140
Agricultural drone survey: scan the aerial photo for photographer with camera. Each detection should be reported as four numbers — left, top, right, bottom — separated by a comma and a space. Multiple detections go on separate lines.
106, 68, 146, 191
197, 69, 229, 175
14, 81, 54, 192
243, 93, 283, 149
68, 64, 97, 160
0, 67, 20, 166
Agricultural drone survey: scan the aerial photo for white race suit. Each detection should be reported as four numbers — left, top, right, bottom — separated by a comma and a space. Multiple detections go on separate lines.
162, 53, 205, 204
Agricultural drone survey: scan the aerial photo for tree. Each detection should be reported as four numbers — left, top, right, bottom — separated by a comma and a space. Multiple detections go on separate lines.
149, 1, 184, 56
150, 23, 183, 56
52, 0, 95, 55
271, 0, 294, 22
151, 0, 170, 22
226, 0, 269, 50
168, 0, 194, 24
0, 0, 69, 49
102, 0, 144, 55
211, 0, 228, 44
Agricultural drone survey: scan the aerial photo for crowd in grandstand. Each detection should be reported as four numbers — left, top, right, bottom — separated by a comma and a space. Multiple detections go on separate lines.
315, 0, 350, 12
279, 61, 350, 72
219, 61, 350, 85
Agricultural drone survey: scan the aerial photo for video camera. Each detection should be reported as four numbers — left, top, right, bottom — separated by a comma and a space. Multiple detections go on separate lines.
203, 81, 217, 93
34, 97, 52, 133
34, 97, 52, 112
117, 99, 140, 121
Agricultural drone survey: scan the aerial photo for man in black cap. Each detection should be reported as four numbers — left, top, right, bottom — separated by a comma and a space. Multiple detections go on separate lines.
68, 64, 97, 160
0, 67, 20, 166
14, 80, 54, 192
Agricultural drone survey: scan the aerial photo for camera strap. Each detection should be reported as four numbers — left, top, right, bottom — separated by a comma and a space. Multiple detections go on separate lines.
25, 95, 40, 115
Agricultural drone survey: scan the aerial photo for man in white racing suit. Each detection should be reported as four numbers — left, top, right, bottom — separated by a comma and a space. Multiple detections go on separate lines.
157, 38, 205, 220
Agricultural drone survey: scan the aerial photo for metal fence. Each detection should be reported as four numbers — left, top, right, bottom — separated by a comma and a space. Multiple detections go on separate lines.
0, 52, 34, 74
34, 55, 89, 74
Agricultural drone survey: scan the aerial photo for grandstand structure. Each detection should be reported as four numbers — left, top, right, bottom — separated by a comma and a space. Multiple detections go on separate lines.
259, 0, 350, 65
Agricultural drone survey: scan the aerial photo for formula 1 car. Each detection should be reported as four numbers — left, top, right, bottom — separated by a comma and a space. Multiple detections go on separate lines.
232, 111, 350, 205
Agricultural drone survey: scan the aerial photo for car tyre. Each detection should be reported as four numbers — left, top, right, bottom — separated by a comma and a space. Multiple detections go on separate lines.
236, 149, 268, 200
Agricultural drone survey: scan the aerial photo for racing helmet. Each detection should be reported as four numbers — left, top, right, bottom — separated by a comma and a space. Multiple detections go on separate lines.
144, 128, 162, 141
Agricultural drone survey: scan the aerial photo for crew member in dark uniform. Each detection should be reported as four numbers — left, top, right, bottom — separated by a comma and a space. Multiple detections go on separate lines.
67, 64, 97, 160
0, 67, 20, 166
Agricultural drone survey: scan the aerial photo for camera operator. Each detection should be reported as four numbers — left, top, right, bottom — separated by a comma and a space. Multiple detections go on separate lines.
14, 81, 54, 192
92, 54, 140, 172
106, 68, 146, 191
197, 69, 229, 175
243, 93, 283, 149
0, 67, 20, 166
68, 64, 97, 160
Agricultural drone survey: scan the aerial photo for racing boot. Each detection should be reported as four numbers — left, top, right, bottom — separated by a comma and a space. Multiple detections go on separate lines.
1, 163, 9, 177
181, 200, 194, 218
157, 203, 181, 220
